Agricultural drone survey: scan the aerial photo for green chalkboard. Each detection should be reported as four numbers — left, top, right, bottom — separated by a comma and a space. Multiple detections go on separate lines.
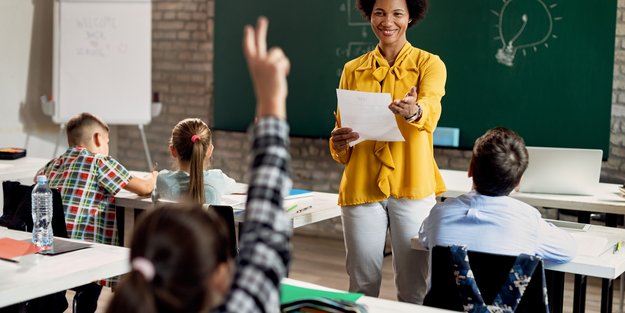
214, 0, 615, 155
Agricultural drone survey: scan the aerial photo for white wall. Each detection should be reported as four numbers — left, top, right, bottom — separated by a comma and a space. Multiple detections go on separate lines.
0, 0, 66, 159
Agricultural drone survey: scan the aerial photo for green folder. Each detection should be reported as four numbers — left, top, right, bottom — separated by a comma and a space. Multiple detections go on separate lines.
280, 283, 363, 304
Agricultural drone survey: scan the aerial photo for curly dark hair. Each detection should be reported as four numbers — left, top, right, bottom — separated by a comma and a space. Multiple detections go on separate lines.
471, 127, 529, 196
356, 0, 428, 28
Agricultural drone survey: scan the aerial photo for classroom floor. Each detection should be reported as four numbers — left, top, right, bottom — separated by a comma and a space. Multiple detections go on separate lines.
70, 234, 622, 313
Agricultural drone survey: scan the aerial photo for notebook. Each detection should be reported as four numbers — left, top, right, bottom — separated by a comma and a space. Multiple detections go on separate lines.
518, 147, 602, 195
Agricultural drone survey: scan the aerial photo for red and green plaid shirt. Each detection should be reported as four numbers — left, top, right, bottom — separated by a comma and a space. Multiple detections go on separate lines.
37, 146, 130, 246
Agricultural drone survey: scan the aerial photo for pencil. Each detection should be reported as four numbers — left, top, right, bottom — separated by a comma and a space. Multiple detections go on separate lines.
333, 111, 341, 128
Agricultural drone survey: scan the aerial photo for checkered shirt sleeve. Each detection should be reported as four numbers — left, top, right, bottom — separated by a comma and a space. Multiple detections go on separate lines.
213, 117, 292, 313
96, 156, 131, 195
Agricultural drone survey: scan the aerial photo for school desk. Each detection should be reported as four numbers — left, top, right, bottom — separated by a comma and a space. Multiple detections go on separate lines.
282, 278, 454, 313
0, 227, 129, 308
114, 183, 340, 247
411, 220, 625, 313
440, 169, 625, 215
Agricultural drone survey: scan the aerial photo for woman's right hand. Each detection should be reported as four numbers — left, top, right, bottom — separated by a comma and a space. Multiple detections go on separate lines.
331, 127, 359, 152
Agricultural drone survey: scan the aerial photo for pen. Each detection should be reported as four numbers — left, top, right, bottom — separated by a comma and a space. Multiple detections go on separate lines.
295, 206, 312, 214
151, 162, 159, 204
614, 240, 622, 254
0, 257, 18, 263
333, 111, 341, 128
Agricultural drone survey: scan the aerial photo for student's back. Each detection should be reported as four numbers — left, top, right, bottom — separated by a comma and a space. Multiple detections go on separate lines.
37, 112, 157, 246
421, 191, 576, 263
419, 127, 576, 264
157, 168, 236, 204
36, 112, 157, 313
157, 118, 236, 205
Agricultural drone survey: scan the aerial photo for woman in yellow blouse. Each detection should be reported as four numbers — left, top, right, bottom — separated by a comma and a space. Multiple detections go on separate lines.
329, 0, 446, 304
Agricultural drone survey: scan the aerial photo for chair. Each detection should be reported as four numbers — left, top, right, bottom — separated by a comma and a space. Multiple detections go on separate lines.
1, 181, 67, 238
207, 204, 238, 257
423, 245, 549, 313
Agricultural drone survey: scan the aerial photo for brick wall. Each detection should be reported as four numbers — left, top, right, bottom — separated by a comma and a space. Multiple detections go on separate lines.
117, 0, 625, 238
116, 0, 214, 170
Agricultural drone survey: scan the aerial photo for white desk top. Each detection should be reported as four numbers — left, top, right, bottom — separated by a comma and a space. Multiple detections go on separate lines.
115, 185, 341, 230
0, 228, 130, 307
0, 157, 49, 182
282, 278, 454, 312
440, 169, 625, 214
411, 223, 625, 280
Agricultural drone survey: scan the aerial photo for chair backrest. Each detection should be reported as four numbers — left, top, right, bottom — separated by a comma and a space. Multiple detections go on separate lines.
424, 245, 548, 313
207, 204, 237, 257
0, 181, 68, 238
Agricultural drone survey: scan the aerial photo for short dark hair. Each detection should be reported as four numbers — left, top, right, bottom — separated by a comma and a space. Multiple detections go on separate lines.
357, 0, 428, 27
470, 127, 529, 196
65, 112, 109, 146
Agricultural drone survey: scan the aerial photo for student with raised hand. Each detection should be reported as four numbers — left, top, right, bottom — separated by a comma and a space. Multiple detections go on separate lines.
157, 118, 237, 204
36, 112, 156, 313
105, 16, 292, 313
419, 127, 576, 264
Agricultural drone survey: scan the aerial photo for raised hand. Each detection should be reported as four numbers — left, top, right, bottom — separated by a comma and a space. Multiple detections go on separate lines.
242, 16, 290, 119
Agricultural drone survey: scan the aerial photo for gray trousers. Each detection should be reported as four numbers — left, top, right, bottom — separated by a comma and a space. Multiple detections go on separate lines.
341, 195, 435, 304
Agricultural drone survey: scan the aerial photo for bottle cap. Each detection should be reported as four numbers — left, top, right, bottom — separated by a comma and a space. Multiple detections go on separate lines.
36, 175, 47, 183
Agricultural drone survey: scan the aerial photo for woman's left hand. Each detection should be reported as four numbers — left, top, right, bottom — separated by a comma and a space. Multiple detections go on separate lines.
389, 86, 418, 119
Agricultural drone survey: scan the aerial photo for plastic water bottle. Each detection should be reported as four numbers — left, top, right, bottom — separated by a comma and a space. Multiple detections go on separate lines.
32, 175, 53, 247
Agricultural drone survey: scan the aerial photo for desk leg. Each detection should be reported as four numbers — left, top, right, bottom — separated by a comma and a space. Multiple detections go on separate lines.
573, 275, 587, 313
601, 278, 614, 313
546, 270, 565, 313
606, 213, 619, 227
578, 212, 591, 224
123, 207, 135, 247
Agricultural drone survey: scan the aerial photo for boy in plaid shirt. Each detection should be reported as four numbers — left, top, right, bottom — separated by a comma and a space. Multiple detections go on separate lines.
37, 112, 157, 313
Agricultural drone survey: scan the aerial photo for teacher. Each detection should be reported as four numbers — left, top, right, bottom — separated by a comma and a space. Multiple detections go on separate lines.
329, 0, 446, 304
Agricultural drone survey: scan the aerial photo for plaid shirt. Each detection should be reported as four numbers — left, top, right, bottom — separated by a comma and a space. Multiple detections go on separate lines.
37, 146, 130, 246
214, 117, 292, 313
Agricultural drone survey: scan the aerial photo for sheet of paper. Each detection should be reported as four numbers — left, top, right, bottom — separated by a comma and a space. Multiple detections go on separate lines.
570, 232, 613, 257
0, 237, 39, 259
336, 89, 405, 146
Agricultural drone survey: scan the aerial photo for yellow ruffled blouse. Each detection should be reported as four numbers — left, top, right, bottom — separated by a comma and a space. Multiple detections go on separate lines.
330, 42, 447, 206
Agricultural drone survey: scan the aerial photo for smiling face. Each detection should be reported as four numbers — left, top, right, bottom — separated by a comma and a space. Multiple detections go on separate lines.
370, 0, 410, 50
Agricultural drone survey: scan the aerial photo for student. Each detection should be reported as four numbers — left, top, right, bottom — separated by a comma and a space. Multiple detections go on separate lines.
37, 112, 157, 313
157, 118, 237, 204
419, 127, 576, 264
105, 16, 292, 313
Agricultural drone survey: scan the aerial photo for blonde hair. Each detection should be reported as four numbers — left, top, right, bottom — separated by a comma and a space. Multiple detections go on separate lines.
170, 118, 212, 204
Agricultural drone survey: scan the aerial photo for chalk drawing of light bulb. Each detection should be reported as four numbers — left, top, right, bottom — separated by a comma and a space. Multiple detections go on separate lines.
492, 0, 562, 67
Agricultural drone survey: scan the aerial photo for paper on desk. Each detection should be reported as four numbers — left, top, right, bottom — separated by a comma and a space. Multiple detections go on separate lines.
0, 237, 39, 259
336, 89, 404, 146
219, 194, 247, 211
570, 232, 612, 257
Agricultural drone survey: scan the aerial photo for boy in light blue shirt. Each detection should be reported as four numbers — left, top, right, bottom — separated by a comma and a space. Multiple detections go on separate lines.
419, 127, 576, 264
